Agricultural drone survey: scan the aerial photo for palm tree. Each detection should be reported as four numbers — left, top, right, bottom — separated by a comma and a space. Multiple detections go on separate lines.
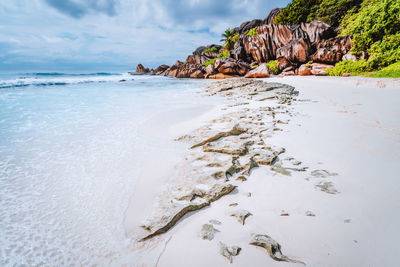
220, 28, 235, 50
220, 28, 234, 43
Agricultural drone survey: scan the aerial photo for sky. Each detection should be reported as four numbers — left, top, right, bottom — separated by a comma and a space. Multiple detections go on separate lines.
0, 0, 290, 70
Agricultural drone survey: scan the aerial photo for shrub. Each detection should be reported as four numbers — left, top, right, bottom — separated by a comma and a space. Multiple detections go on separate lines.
203, 47, 219, 54
231, 33, 240, 44
247, 27, 258, 37
266, 60, 279, 75
203, 51, 229, 67
204, 59, 214, 67
314, 0, 362, 27
273, 0, 322, 25
326, 60, 373, 76
340, 0, 400, 56
218, 51, 229, 59
367, 33, 400, 68
273, 0, 362, 27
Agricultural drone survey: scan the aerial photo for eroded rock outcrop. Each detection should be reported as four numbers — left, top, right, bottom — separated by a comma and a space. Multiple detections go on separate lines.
312, 36, 353, 64
140, 182, 236, 241
138, 79, 298, 242
300, 21, 335, 46
154, 64, 169, 75
149, 6, 353, 79
219, 242, 241, 263
233, 19, 263, 35
213, 58, 250, 76
245, 64, 270, 78
310, 62, 334, 76
263, 8, 282, 24
249, 234, 305, 264
163, 61, 206, 79
241, 21, 334, 70
298, 64, 312, 76
136, 63, 150, 74
230, 209, 252, 225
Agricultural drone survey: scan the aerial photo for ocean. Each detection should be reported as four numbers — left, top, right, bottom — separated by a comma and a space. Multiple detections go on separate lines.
0, 71, 214, 265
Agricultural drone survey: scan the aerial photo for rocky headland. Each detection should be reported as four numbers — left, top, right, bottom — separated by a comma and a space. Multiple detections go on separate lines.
135, 8, 356, 79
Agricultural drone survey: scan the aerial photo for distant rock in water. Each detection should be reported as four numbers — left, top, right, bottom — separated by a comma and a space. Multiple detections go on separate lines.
154, 64, 169, 75
135, 64, 150, 74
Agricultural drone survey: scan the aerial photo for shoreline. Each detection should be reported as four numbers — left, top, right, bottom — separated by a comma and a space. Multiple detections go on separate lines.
127, 76, 400, 266
123, 97, 230, 239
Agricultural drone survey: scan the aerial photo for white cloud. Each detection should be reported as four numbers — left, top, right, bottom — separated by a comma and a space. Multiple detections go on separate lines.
0, 0, 290, 69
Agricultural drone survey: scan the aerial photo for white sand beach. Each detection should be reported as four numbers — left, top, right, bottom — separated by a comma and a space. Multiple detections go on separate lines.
128, 77, 400, 266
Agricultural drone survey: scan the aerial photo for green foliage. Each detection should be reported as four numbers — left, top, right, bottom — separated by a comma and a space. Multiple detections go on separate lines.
220, 28, 236, 51
246, 27, 258, 37
340, 0, 400, 56
273, 0, 362, 27
218, 51, 229, 58
314, 0, 362, 27
365, 61, 400, 78
204, 60, 214, 67
270, 0, 400, 76
220, 28, 234, 42
252, 64, 259, 69
231, 33, 240, 44
367, 33, 400, 68
266, 60, 279, 75
273, 0, 322, 25
203, 51, 229, 67
305, 61, 312, 68
326, 60, 373, 76
203, 47, 219, 54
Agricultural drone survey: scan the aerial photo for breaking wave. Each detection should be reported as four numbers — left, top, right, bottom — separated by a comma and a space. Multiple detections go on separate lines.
0, 72, 135, 89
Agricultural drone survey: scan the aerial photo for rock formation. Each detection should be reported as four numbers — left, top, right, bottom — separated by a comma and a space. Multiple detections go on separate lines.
219, 242, 241, 263
312, 36, 353, 64
229, 209, 252, 225
244, 64, 270, 78
154, 64, 169, 75
136, 63, 150, 73
213, 58, 250, 76
163, 61, 205, 79
233, 19, 263, 34
298, 64, 312, 76
137, 79, 299, 242
144, 7, 353, 78
263, 8, 282, 24
249, 234, 305, 264
310, 63, 334, 76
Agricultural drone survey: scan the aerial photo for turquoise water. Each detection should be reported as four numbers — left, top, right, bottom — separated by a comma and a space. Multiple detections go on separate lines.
0, 72, 210, 265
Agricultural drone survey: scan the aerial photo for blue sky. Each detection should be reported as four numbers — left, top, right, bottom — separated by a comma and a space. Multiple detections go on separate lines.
0, 0, 290, 70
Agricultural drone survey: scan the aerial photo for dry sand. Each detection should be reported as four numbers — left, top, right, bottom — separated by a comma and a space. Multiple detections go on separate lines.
128, 76, 400, 266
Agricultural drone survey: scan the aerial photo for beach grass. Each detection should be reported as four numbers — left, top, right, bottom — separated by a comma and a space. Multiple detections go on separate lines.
363, 62, 400, 78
